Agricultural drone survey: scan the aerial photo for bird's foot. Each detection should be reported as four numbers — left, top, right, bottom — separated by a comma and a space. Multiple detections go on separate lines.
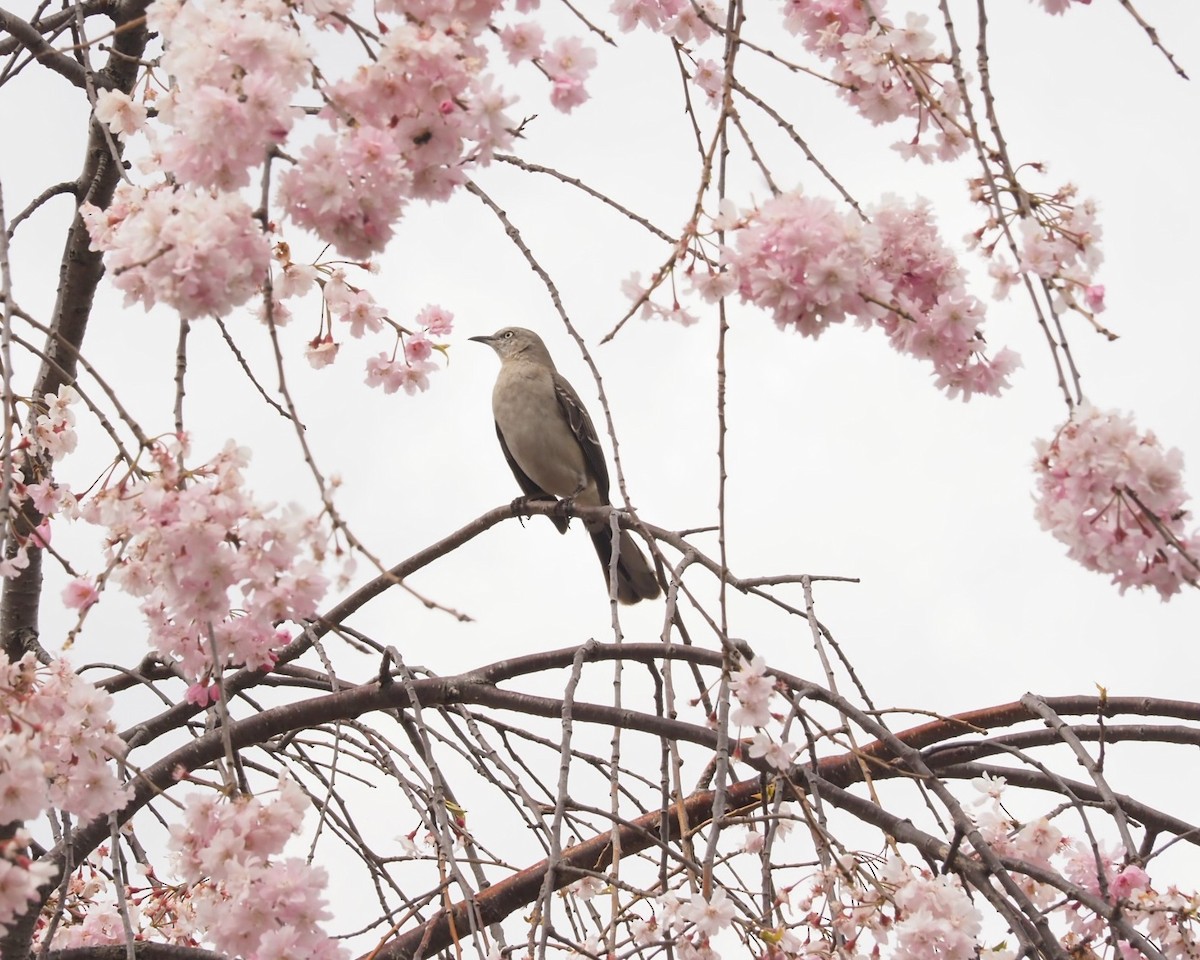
511, 495, 557, 528
553, 496, 576, 528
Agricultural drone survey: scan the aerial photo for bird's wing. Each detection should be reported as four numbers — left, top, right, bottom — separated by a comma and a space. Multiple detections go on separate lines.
552, 371, 611, 505
494, 421, 569, 534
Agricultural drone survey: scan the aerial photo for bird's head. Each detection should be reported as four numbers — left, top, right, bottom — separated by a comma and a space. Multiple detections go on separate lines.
468, 327, 555, 365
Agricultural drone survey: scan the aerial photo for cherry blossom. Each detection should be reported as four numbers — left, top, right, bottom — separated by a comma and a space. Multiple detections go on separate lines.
78, 440, 330, 680
1, 652, 130, 831
81, 183, 269, 320
33, 386, 79, 460
366, 354, 438, 395
780, 7, 967, 158
692, 59, 725, 103
150, 0, 310, 190
1034, 403, 1200, 598
1038, 0, 1093, 14
1, 833, 59, 932
721, 191, 1018, 398
746, 732, 798, 771
542, 37, 598, 112
0, 547, 29, 580
500, 21, 545, 63
168, 776, 346, 960
416, 304, 454, 335
61, 577, 99, 611
730, 655, 776, 727
679, 887, 736, 937
93, 89, 147, 138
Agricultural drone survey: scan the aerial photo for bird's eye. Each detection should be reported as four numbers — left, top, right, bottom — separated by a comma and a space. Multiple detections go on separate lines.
502, 331, 513, 339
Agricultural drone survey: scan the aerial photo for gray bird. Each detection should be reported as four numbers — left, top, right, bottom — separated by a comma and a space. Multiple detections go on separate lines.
469, 327, 661, 604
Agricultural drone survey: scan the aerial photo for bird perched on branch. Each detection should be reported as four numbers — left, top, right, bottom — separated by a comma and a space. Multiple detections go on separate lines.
469, 327, 661, 605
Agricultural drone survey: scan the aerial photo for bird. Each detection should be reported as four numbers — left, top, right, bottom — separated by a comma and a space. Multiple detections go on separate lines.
469, 326, 661, 605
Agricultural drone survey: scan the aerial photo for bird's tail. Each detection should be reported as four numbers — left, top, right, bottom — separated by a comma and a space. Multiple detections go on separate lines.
588, 524, 661, 604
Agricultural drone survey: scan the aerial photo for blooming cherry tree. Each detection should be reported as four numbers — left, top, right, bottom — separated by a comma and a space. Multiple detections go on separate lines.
0, 2, 1197, 960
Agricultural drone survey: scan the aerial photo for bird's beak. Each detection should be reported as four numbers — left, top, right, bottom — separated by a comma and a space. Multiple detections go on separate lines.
468, 334, 494, 344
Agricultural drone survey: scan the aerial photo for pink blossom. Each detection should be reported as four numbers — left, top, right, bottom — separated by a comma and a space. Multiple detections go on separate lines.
276, 262, 319, 299
1111, 865, 1151, 900
185, 682, 221, 707
151, 0, 309, 188
0, 547, 29, 579
781, 6, 964, 158
884, 857, 982, 960
168, 776, 346, 960
417, 304, 454, 335
500, 21, 544, 63
25, 480, 62, 515
781, 0, 871, 45
306, 336, 340, 369
730, 655, 775, 727
1063, 840, 1125, 896
746, 732, 797, 771
692, 59, 725, 103
404, 334, 433, 363
335, 289, 386, 338
549, 75, 589, 112
679, 887, 736, 937
62, 577, 99, 611
1033, 404, 1200, 598
723, 191, 1017, 398
1014, 817, 1064, 862
81, 183, 269, 320
664, 3, 716, 44
0, 736, 47, 822
542, 37, 597, 80
29, 518, 51, 549
365, 355, 437, 395
971, 772, 1007, 802
1084, 283, 1106, 312
93, 89, 147, 137
34, 386, 79, 459
610, 0, 674, 33
0, 850, 59, 931
276, 18, 515, 254
1038, 0, 1092, 13
78, 441, 329, 680
278, 129, 410, 259
1, 653, 130, 823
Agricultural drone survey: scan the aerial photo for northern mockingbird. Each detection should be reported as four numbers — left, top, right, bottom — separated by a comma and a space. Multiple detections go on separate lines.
470, 327, 661, 605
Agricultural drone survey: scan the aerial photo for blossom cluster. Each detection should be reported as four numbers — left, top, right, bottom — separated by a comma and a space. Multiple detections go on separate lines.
717, 191, 1019, 399
34, 849, 200, 950
149, 0, 312, 190
78, 439, 330, 680
167, 776, 346, 960
81, 182, 270, 320
728, 656, 799, 771
970, 775, 1197, 960
979, 184, 1106, 329
608, 0, 719, 45
626, 887, 741, 960
0, 388, 83, 582
273, 245, 454, 390
278, 9, 518, 257
1033, 404, 1200, 598
780, 6, 968, 160
1, 653, 131, 933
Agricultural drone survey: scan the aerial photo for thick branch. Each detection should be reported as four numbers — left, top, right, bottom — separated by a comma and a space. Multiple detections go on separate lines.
0, 8, 91, 89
